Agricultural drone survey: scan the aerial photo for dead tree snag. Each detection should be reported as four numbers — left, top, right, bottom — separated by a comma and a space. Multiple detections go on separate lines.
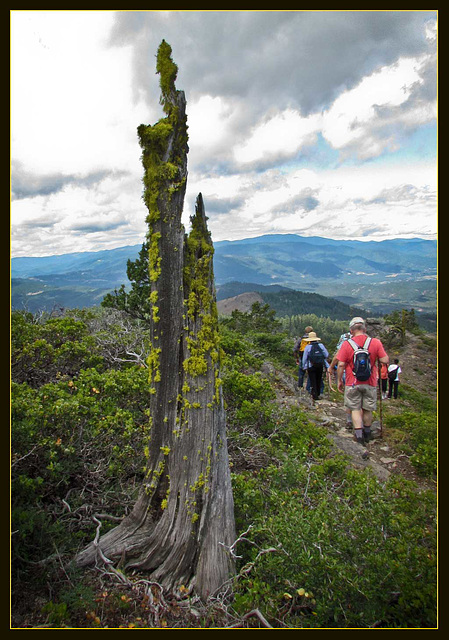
76, 41, 235, 601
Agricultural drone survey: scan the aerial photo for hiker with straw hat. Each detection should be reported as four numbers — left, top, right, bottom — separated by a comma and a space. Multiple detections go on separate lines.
293, 325, 314, 391
301, 331, 329, 402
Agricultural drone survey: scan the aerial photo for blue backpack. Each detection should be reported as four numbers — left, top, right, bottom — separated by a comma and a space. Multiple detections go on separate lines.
348, 337, 372, 381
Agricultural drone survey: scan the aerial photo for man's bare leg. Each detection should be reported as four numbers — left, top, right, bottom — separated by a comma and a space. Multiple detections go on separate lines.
362, 410, 373, 441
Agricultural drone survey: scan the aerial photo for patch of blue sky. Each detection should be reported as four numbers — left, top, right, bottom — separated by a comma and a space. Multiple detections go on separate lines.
375, 122, 437, 166
279, 133, 341, 174
280, 122, 436, 176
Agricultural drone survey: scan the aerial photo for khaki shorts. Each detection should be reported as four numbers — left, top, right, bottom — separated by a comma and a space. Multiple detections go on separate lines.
344, 384, 377, 411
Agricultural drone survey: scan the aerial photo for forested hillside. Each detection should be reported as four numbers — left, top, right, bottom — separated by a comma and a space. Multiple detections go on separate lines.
261, 288, 366, 319
11, 304, 437, 628
11, 233, 436, 322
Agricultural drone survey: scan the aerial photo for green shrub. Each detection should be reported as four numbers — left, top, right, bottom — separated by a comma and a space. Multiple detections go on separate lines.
11, 305, 437, 629
231, 456, 437, 628
384, 410, 437, 477
223, 370, 276, 405
11, 311, 104, 387
250, 331, 293, 367
219, 325, 258, 371
398, 384, 436, 413
41, 601, 69, 626
235, 399, 276, 434
11, 366, 150, 580
220, 302, 281, 335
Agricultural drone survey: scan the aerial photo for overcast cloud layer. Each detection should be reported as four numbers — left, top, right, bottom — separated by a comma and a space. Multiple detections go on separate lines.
11, 10, 437, 257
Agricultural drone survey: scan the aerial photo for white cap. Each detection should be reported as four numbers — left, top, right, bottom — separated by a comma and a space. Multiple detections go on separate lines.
349, 316, 365, 328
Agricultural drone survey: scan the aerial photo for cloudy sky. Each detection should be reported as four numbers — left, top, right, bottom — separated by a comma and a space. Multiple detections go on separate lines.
11, 10, 437, 258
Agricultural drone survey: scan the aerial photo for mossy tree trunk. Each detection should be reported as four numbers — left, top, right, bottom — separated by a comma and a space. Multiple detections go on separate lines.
76, 41, 235, 600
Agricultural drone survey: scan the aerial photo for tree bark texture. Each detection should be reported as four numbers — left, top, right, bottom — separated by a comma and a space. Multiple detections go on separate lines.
76, 41, 235, 601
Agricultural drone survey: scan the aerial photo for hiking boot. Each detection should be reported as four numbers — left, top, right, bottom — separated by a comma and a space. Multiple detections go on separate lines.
354, 434, 366, 447
363, 430, 372, 443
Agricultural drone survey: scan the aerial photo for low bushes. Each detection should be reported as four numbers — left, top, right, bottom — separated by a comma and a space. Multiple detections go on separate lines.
231, 449, 436, 628
10, 307, 437, 628
220, 307, 437, 628
384, 406, 437, 478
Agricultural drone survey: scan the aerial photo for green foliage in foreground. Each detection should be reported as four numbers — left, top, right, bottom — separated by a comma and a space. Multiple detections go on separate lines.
220, 304, 437, 628
11, 306, 437, 628
11, 310, 150, 580
383, 400, 437, 478
231, 449, 436, 628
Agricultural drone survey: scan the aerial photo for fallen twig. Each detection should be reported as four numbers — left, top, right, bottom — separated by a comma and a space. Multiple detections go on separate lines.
226, 608, 273, 628
91, 515, 131, 585
219, 524, 255, 559
11, 444, 40, 468
239, 547, 278, 577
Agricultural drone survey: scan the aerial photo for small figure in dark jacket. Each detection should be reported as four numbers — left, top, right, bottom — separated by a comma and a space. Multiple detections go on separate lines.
302, 331, 329, 401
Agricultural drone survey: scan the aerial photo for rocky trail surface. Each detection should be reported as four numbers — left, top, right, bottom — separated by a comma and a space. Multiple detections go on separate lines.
261, 353, 436, 492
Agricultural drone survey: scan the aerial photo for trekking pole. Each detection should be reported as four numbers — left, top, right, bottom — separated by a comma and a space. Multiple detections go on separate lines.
327, 368, 335, 393
377, 361, 383, 438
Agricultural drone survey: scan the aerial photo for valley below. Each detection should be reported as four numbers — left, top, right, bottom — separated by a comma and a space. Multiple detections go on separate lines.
11, 233, 436, 327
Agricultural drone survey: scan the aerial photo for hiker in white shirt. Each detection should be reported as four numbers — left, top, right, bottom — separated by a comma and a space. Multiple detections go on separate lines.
387, 359, 401, 399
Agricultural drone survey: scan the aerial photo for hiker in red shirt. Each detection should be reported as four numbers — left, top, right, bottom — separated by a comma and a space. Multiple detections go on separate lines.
336, 317, 389, 446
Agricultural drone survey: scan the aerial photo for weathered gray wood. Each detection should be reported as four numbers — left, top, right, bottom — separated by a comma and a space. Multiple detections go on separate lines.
76, 42, 235, 601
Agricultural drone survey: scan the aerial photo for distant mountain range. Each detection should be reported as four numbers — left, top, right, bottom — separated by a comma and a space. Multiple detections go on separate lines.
11, 233, 436, 320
